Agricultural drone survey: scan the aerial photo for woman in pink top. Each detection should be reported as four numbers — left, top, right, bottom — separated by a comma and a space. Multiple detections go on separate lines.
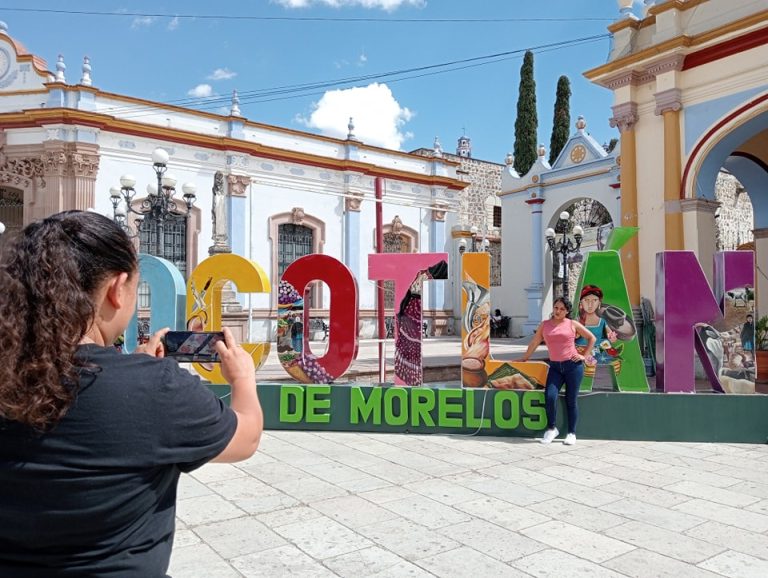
520, 297, 596, 445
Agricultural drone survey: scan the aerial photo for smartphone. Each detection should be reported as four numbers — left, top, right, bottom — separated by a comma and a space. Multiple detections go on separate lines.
162, 331, 225, 363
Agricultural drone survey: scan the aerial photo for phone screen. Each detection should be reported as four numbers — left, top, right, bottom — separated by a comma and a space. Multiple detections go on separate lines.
162, 331, 224, 363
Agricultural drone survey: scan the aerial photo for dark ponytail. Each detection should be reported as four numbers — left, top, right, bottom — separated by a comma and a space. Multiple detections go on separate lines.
0, 210, 137, 430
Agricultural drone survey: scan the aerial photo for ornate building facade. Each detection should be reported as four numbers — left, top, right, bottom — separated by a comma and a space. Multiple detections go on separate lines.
0, 23, 466, 339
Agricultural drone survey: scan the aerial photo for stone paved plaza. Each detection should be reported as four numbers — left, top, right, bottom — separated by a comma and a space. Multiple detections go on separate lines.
170, 430, 768, 577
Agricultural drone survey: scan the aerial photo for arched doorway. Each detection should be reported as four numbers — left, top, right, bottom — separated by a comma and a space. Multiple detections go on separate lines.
547, 197, 614, 301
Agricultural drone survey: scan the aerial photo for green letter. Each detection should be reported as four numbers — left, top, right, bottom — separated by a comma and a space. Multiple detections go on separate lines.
411, 388, 436, 427
384, 387, 409, 426
350, 387, 382, 425
437, 389, 464, 428
280, 385, 305, 423
465, 389, 490, 429
522, 391, 547, 431
305, 385, 331, 423
493, 391, 520, 429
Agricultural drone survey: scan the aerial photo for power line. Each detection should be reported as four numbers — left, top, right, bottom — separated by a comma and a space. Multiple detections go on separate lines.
101, 34, 609, 119
0, 7, 614, 24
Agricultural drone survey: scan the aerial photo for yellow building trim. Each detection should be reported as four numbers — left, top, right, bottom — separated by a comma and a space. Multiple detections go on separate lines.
0, 108, 468, 190
498, 167, 613, 196
585, 9, 768, 81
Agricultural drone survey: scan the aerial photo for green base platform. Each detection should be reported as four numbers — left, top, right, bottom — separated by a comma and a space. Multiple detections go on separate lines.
207, 383, 768, 444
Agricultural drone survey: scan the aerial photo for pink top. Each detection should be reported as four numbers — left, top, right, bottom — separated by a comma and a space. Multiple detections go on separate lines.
542, 319, 578, 362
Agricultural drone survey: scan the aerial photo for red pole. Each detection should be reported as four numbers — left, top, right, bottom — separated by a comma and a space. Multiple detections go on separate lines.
375, 177, 386, 382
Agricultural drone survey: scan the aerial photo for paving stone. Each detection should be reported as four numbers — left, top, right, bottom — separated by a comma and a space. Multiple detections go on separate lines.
379, 494, 471, 529
207, 476, 291, 514
295, 460, 371, 484
230, 544, 337, 577
323, 545, 407, 577
367, 559, 437, 577
460, 477, 554, 506
336, 474, 393, 494
358, 485, 419, 504
168, 543, 240, 578
511, 548, 626, 578
414, 545, 528, 577
356, 517, 460, 561
608, 520, 724, 563
662, 465, 742, 488
685, 520, 768, 561
177, 473, 214, 500
256, 505, 324, 528
190, 463, 247, 484
453, 496, 551, 531
519, 520, 635, 563
529, 497, 626, 532
474, 464, 558, 486
600, 479, 691, 508
537, 464, 619, 487
274, 515, 373, 559
192, 516, 286, 560
604, 548, 722, 577
537, 479, 622, 508
270, 474, 349, 503
597, 452, 677, 472
601, 497, 705, 532
746, 498, 768, 515
664, 480, 761, 508
175, 493, 246, 527
730, 480, 768, 500
595, 465, 685, 489
402, 477, 485, 506
698, 549, 768, 578
311, 495, 400, 528
673, 498, 768, 532
435, 519, 546, 562
361, 461, 431, 485
173, 528, 201, 548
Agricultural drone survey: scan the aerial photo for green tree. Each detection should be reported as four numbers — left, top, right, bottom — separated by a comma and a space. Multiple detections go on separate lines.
513, 51, 538, 176
548, 75, 571, 165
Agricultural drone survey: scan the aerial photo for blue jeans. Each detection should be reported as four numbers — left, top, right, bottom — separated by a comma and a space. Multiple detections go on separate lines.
545, 360, 584, 434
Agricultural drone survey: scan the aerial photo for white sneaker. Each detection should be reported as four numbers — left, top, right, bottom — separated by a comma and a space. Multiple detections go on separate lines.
541, 428, 559, 444
564, 433, 577, 446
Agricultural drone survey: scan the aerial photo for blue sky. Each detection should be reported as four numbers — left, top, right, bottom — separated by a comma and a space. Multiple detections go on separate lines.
0, 1, 637, 162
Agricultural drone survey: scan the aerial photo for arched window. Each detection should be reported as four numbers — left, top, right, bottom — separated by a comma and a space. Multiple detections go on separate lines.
269, 208, 326, 308
378, 215, 419, 309
278, 223, 314, 278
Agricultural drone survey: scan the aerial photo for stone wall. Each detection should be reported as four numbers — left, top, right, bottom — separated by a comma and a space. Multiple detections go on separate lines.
715, 171, 754, 251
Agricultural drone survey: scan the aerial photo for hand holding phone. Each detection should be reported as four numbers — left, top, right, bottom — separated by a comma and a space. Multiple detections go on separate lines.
214, 327, 257, 386
162, 331, 225, 363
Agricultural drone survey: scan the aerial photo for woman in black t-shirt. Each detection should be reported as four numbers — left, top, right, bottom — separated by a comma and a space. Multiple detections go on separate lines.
0, 210, 263, 577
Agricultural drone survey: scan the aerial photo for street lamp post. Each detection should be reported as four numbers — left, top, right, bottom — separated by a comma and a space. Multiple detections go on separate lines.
110, 148, 197, 260
545, 211, 583, 300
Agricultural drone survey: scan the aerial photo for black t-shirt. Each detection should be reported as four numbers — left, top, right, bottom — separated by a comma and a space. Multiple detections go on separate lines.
0, 345, 237, 577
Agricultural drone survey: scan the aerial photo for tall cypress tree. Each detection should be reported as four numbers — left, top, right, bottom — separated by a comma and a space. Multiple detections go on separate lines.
548, 75, 571, 165
513, 51, 538, 176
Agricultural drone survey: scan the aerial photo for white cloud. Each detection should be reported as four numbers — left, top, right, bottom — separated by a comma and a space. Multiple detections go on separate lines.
131, 16, 155, 28
207, 68, 237, 80
273, 0, 425, 11
358, 52, 368, 66
187, 84, 214, 98
296, 83, 413, 150
168, 16, 180, 30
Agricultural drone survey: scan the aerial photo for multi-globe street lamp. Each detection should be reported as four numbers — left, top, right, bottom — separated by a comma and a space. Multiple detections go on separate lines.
545, 211, 584, 300
458, 225, 490, 254
109, 147, 197, 260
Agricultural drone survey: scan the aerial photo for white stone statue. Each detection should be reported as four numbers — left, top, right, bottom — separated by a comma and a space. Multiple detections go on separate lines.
209, 171, 230, 254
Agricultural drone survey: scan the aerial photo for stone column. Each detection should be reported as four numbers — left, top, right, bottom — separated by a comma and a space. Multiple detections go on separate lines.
681, 198, 719, 285
754, 228, 768, 318
652, 56, 685, 251
35, 142, 100, 221
610, 102, 640, 306
523, 197, 545, 335
343, 193, 363, 282
429, 205, 447, 311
